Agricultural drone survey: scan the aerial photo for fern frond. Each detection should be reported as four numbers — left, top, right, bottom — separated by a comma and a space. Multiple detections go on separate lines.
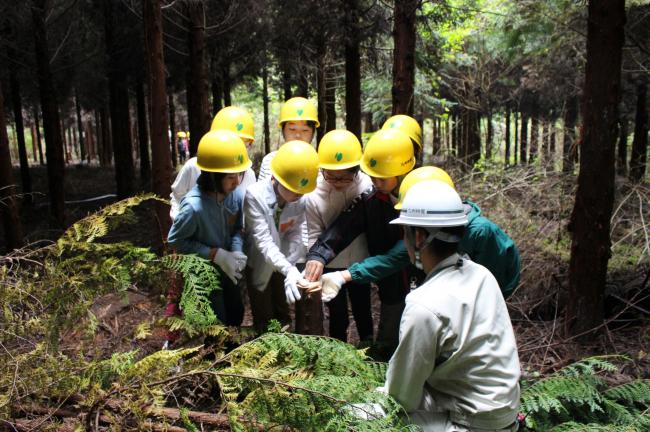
603, 380, 650, 404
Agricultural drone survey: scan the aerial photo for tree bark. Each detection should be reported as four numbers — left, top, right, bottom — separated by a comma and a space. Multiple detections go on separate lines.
505, 108, 511, 166
485, 111, 493, 160
136, 79, 151, 185
391, 0, 417, 115
262, 64, 271, 154
33, 105, 44, 165
513, 111, 519, 164
567, 0, 625, 338
186, 0, 210, 157
105, 1, 135, 198
345, 0, 362, 141
9, 61, 32, 201
75, 90, 86, 163
617, 118, 628, 175
562, 96, 578, 173
144, 0, 173, 234
31, 0, 65, 226
629, 82, 647, 182
0, 80, 24, 250
325, 75, 336, 133
169, 92, 177, 167
520, 112, 528, 164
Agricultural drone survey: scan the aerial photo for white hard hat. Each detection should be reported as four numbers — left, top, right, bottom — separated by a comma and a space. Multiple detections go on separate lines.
390, 180, 468, 228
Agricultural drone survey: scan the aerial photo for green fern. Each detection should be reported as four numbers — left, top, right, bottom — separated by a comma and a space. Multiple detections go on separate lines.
162, 254, 221, 329
522, 357, 650, 430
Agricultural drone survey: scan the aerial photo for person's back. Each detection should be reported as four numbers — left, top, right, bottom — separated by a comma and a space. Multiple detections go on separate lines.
460, 202, 521, 298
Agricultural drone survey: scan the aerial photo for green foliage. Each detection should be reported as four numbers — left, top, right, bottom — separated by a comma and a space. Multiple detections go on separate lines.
522, 356, 650, 430
161, 253, 222, 330
216, 333, 415, 431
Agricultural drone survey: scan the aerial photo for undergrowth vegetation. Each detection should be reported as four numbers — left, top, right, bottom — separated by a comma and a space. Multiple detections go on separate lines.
1, 175, 648, 430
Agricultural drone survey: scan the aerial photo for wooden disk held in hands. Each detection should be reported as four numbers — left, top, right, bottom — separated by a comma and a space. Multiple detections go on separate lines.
297, 280, 322, 293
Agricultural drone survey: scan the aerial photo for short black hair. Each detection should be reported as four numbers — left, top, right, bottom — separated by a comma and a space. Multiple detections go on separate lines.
197, 171, 227, 194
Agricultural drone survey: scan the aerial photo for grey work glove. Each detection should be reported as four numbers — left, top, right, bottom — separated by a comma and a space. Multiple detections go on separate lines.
213, 248, 247, 284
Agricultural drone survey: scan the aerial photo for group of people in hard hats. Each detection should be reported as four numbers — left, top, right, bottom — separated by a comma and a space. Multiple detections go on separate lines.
166, 97, 522, 431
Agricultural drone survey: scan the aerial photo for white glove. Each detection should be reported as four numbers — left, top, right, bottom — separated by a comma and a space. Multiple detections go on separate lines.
321, 271, 346, 302
284, 267, 305, 304
213, 248, 246, 284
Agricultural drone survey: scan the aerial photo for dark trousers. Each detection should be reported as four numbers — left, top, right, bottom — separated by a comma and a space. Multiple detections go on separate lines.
246, 269, 291, 333
326, 279, 373, 343
213, 268, 244, 326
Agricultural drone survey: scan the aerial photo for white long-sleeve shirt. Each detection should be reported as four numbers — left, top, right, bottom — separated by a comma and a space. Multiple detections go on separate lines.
385, 253, 520, 431
257, 151, 276, 182
169, 157, 256, 220
244, 179, 306, 291
305, 172, 372, 268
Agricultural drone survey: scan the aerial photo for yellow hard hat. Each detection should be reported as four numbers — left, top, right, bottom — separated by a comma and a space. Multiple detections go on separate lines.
394, 166, 455, 210
318, 130, 362, 170
177, 131, 187, 138
271, 140, 319, 194
279, 97, 320, 128
196, 129, 252, 173
360, 129, 415, 178
211, 106, 255, 141
382, 115, 422, 149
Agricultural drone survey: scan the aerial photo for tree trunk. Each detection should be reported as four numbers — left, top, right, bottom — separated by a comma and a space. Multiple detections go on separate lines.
316, 52, 326, 144
75, 90, 86, 163
262, 64, 271, 154
567, 0, 625, 338
186, 0, 210, 157
136, 79, 151, 185
144, 0, 173, 235
562, 96, 578, 173
520, 112, 528, 164
364, 112, 374, 133
629, 82, 647, 182
33, 105, 44, 165
31, 0, 65, 226
281, 59, 292, 101
105, 1, 135, 198
513, 111, 519, 164
505, 108, 511, 166
222, 64, 232, 106
345, 0, 362, 141
432, 117, 440, 156
0, 81, 24, 250
169, 92, 177, 167
530, 110, 539, 163
9, 61, 32, 201
85, 116, 95, 162
541, 120, 549, 166
391, 0, 417, 115
211, 55, 222, 115
100, 105, 112, 166
549, 121, 557, 170
325, 75, 336, 133
485, 111, 493, 160
617, 118, 628, 175
468, 109, 480, 166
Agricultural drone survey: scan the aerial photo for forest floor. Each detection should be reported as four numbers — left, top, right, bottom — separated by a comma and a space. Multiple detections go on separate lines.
2, 163, 649, 380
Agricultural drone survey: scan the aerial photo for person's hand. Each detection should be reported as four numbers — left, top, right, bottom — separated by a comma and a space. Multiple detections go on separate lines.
321, 271, 346, 302
284, 266, 305, 304
213, 248, 246, 283
304, 260, 325, 282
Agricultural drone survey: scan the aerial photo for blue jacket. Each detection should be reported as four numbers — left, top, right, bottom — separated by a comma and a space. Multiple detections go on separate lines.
348, 201, 521, 299
167, 185, 244, 259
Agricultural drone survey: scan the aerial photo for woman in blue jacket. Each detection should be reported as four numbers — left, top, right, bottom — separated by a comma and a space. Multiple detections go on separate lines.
168, 129, 252, 326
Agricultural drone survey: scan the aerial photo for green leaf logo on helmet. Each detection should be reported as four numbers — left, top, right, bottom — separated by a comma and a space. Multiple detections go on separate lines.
370, 158, 377, 167
237, 154, 244, 164
389, 122, 397, 128
297, 108, 304, 116
335, 152, 343, 162
236, 122, 243, 131
300, 178, 309, 187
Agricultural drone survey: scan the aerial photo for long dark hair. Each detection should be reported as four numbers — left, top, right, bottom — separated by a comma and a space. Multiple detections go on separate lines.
197, 170, 227, 194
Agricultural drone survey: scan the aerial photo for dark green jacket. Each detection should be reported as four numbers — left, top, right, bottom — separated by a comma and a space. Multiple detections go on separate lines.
349, 201, 521, 299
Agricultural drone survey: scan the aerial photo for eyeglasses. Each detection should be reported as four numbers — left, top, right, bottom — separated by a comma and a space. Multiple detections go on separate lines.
322, 171, 357, 184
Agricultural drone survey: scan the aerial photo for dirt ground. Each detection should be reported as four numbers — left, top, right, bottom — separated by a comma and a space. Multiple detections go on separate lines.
2, 165, 649, 377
